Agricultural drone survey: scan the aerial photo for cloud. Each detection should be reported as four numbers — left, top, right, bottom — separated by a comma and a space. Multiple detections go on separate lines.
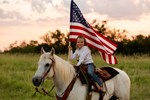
87, 0, 141, 20
31, 0, 47, 13
2, 0, 9, 4
1, 0, 150, 21
0, 8, 6, 19
72, 0, 150, 20
140, 0, 150, 13
0, 8, 25, 20
0, 0, 150, 29
0, 0, 65, 26
0, 7, 27, 26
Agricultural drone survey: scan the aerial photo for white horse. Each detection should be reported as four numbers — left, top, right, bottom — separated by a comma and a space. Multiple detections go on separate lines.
32, 48, 130, 100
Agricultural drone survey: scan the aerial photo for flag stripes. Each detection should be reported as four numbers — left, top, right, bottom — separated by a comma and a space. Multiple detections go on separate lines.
70, 22, 117, 54
100, 51, 117, 64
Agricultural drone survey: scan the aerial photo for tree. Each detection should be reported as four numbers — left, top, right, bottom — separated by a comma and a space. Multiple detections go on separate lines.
9, 41, 18, 49
93, 20, 128, 42
29, 40, 38, 46
40, 29, 68, 54
40, 31, 53, 45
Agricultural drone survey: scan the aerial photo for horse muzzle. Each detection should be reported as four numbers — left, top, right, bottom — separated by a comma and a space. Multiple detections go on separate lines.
32, 76, 43, 87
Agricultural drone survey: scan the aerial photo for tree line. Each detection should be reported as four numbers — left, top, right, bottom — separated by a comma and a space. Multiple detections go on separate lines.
3, 21, 150, 55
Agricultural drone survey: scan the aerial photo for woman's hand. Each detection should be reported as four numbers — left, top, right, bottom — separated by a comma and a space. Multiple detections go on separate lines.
68, 46, 72, 50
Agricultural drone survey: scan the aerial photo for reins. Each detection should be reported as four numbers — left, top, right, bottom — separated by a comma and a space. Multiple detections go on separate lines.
55, 66, 81, 100
32, 85, 55, 98
56, 74, 78, 100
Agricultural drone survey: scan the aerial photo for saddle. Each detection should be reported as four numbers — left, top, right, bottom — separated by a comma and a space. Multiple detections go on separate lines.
74, 64, 119, 100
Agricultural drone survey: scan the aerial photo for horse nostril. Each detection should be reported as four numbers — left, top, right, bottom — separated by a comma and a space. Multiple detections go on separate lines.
35, 78, 39, 83
32, 78, 38, 85
32, 77, 42, 87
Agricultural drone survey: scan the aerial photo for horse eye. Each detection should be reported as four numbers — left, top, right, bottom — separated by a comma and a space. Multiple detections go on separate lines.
45, 63, 50, 67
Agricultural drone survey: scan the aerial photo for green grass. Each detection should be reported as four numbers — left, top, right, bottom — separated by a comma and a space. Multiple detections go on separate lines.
0, 53, 150, 100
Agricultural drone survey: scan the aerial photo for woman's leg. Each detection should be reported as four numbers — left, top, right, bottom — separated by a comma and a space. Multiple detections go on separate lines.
86, 63, 103, 87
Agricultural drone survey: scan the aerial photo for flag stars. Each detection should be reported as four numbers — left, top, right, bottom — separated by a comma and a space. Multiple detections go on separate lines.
71, 1, 90, 27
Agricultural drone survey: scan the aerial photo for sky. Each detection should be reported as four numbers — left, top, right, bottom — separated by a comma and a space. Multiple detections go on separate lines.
0, 0, 150, 51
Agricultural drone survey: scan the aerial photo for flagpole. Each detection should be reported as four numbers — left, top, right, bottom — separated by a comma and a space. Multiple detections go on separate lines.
68, 42, 71, 63
68, 0, 72, 63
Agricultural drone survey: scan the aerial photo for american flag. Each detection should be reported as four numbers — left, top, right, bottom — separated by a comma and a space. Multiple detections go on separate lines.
69, 0, 118, 64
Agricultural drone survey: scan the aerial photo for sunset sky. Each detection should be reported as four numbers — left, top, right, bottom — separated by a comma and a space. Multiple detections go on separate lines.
0, 0, 150, 51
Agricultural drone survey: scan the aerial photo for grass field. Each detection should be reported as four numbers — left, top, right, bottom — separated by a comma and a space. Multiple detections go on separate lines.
0, 53, 150, 100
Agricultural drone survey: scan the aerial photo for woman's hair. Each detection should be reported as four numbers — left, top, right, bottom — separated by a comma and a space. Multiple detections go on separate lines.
76, 36, 87, 48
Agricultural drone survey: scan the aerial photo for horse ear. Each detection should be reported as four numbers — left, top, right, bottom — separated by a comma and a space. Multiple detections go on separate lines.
41, 47, 45, 54
50, 47, 55, 56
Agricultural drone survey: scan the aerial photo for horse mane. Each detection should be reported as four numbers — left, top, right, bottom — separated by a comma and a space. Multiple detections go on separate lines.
53, 55, 76, 84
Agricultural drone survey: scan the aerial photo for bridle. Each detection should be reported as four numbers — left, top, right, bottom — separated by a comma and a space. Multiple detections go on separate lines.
42, 57, 55, 81
33, 57, 55, 98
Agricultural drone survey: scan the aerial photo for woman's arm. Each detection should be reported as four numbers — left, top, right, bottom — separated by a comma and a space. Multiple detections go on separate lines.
70, 49, 78, 60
